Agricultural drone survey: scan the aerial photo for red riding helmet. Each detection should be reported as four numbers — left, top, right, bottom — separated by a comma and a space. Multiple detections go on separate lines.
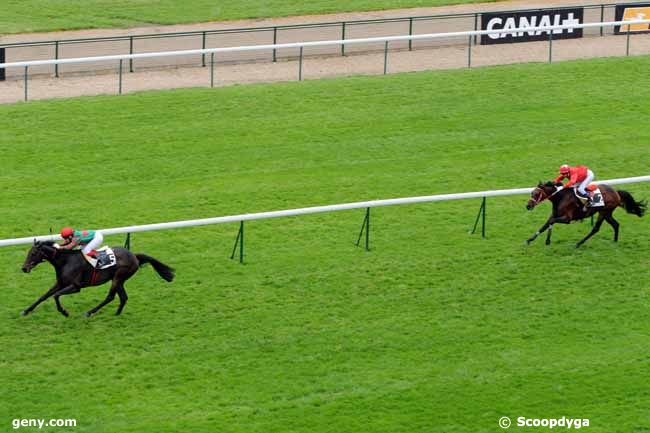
60, 227, 74, 238
559, 164, 570, 175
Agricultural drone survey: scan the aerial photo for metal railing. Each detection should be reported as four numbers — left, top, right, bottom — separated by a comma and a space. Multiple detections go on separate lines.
1, 18, 649, 102
0, 2, 634, 79
2, 175, 648, 262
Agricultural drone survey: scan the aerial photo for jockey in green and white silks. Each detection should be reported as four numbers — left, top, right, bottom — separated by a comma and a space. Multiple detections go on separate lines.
59, 227, 103, 257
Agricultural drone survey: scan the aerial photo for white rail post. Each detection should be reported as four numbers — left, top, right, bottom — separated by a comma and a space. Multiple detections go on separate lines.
118, 59, 123, 94
210, 53, 215, 88
626, 25, 631, 56
383, 41, 389, 75
24, 66, 28, 101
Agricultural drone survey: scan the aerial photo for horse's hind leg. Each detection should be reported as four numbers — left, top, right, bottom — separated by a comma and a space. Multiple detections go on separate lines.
576, 213, 605, 248
605, 213, 620, 242
115, 285, 128, 315
85, 283, 119, 318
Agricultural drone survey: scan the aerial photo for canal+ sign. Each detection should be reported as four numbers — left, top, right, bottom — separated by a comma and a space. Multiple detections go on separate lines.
480, 8, 584, 45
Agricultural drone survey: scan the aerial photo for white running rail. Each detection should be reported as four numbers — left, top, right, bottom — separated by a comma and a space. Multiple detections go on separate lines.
0, 19, 649, 69
1, 176, 648, 247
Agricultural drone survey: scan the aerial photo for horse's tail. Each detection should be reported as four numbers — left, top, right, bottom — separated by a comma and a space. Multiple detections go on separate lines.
617, 190, 647, 217
135, 254, 175, 282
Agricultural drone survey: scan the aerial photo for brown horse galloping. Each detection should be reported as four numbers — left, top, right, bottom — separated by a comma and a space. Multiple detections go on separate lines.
525, 182, 646, 248
21, 241, 175, 317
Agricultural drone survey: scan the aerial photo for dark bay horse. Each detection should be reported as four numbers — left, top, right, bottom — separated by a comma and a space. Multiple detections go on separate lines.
525, 181, 646, 248
21, 241, 175, 317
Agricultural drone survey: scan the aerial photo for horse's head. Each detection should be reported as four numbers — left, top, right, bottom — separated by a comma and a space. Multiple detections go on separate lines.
526, 181, 561, 211
22, 241, 56, 273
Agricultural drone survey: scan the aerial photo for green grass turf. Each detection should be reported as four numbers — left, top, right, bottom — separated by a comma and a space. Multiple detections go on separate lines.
1, 0, 499, 34
0, 56, 649, 433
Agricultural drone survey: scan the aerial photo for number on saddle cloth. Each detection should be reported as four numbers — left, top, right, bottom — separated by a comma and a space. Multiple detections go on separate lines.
86, 247, 117, 269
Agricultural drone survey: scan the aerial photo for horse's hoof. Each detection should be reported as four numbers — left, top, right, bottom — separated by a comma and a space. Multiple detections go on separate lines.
545, 240, 551, 246
524, 240, 530, 245
61, 311, 69, 318
575, 243, 582, 249
85, 312, 93, 318
20, 310, 29, 317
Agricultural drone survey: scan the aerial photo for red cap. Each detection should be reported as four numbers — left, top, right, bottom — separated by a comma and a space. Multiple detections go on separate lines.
60, 227, 74, 238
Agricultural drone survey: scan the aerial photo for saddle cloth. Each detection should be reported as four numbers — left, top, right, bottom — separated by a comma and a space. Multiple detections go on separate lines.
575, 185, 605, 208
83, 246, 117, 269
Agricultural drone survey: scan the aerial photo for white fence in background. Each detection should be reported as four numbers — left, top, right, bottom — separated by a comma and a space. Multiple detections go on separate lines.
1, 175, 648, 248
1, 19, 649, 70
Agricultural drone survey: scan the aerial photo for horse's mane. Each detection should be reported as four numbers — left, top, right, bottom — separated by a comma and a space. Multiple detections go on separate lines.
36, 240, 77, 253
541, 181, 562, 188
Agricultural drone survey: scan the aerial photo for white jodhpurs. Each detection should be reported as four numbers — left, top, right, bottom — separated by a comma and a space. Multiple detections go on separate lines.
577, 170, 594, 195
82, 231, 104, 254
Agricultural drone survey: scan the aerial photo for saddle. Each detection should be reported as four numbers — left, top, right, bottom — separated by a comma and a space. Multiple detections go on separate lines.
573, 184, 605, 208
83, 246, 117, 269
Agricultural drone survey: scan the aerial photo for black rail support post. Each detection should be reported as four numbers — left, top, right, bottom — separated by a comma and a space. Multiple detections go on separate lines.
341, 22, 346, 56
473, 13, 479, 45
548, 30, 553, 63
0, 48, 5, 82
24, 66, 28, 101
118, 59, 123, 94
298, 46, 303, 81
124, 233, 131, 250
471, 197, 487, 238
210, 53, 215, 88
273, 27, 278, 62
408, 18, 414, 51
230, 221, 244, 263
201, 31, 207, 67
355, 207, 371, 251
383, 41, 389, 75
129, 36, 134, 72
54, 41, 59, 77
467, 34, 473, 68
626, 26, 631, 56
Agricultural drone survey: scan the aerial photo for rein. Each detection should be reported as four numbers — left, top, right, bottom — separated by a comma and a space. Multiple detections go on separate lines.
532, 185, 563, 205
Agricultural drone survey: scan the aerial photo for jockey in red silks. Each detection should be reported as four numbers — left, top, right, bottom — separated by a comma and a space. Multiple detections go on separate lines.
555, 164, 595, 204
59, 228, 104, 259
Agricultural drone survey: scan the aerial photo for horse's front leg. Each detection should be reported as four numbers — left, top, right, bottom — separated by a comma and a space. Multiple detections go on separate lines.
526, 216, 567, 245
545, 225, 553, 245
22, 282, 59, 316
53, 285, 81, 317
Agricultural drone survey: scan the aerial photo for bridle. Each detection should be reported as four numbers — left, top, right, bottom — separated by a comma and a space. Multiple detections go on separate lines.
530, 185, 562, 206
28, 243, 57, 266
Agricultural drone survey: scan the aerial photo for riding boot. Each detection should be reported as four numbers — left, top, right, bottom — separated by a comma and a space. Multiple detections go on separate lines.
580, 192, 591, 211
